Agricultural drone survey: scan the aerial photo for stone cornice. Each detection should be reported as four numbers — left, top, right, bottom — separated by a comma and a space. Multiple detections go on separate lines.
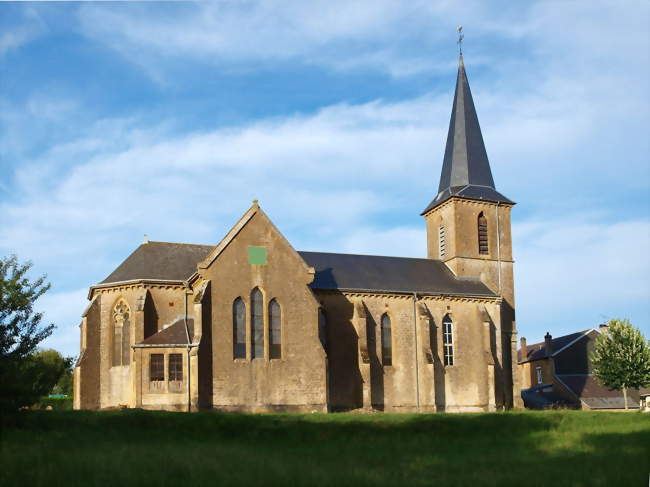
422, 195, 514, 218
88, 279, 187, 300
315, 288, 501, 304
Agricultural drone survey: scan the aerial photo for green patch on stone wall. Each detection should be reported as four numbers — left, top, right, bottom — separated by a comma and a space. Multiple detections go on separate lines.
248, 246, 268, 265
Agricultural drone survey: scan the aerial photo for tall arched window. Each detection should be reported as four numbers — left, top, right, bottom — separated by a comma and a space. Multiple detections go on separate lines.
318, 308, 327, 353
478, 212, 488, 255
251, 288, 264, 359
443, 314, 454, 366
381, 313, 392, 366
233, 297, 246, 359
269, 299, 281, 359
112, 300, 131, 366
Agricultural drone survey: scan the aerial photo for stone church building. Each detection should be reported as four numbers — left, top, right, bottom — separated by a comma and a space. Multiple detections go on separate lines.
73, 54, 521, 413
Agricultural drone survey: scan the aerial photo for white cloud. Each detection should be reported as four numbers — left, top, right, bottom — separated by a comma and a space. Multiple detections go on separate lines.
37, 288, 88, 357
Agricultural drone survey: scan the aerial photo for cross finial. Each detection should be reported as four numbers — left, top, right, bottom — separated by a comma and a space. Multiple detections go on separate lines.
456, 25, 464, 55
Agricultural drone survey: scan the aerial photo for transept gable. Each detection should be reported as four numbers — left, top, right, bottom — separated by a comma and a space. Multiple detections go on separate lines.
197, 201, 315, 277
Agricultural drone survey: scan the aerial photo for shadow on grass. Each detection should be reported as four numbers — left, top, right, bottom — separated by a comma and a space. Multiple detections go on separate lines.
2, 410, 649, 487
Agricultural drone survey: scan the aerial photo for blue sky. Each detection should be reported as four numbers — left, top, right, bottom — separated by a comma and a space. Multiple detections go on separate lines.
1, 1, 648, 357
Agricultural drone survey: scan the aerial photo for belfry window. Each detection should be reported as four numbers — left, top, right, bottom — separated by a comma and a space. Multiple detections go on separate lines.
269, 299, 281, 359
112, 299, 131, 366
251, 288, 264, 359
478, 212, 488, 255
443, 314, 454, 366
439, 225, 446, 258
233, 297, 246, 359
381, 313, 392, 366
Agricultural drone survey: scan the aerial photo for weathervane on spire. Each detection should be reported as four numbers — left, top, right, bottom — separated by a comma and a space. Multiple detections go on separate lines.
457, 25, 464, 55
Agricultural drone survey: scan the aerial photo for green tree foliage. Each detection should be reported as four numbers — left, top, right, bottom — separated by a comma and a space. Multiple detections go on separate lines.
32, 349, 74, 396
0, 255, 55, 411
591, 319, 650, 409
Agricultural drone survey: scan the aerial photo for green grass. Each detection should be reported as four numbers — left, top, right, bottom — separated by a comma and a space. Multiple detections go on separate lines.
1, 410, 648, 487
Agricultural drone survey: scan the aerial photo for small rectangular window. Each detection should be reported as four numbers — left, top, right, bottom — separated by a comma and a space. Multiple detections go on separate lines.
536, 366, 543, 385
169, 354, 183, 382
439, 225, 446, 259
150, 354, 164, 381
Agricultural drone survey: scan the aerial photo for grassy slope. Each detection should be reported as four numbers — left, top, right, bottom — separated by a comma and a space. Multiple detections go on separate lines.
1, 410, 648, 487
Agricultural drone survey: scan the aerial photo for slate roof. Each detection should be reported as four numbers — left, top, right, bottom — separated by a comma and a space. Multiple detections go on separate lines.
298, 251, 496, 296
138, 318, 195, 346
422, 55, 513, 215
557, 375, 649, 409
98, 243, 497, 298
100, 241, 213, 284
518, 330, 591, 363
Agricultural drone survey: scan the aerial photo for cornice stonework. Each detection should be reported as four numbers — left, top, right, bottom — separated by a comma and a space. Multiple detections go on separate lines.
313, 289, 501, 304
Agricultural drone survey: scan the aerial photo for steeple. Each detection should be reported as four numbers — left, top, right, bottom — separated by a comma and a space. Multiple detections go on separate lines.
421, 54, 512, 215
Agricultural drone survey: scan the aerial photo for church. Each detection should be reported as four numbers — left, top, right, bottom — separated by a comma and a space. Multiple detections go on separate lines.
73, 54, 521, 413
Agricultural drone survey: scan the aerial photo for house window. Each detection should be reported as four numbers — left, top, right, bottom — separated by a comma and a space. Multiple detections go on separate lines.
169, 354, 183, 382
478, 212, 488, 255
251, 288, 264, 359
269, 299, 281, 359
150, 354, 164, 381
536, 366, 543, 385
233, 297, 246, 359
439, 225, 446, 258
381, 313, 392, 366
443, 314, 454, 366
318, 308, 328, 353
112, 299, 131, 366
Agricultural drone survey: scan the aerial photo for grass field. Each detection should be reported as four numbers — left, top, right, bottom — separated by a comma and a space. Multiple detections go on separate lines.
1, 410, 648, 487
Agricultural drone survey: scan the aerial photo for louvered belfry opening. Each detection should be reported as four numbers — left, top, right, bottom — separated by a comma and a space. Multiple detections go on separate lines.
478, 212, 488, 255
439, 225, 446, 258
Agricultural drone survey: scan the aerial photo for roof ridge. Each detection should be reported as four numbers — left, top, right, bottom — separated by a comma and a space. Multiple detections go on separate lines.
298, 250, 441, 262
146, 240, 213, 247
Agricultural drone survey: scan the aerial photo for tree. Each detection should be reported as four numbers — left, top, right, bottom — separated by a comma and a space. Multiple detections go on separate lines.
31, 349, 74, 397
0, 255, 55, 411
591, 319, 650, 409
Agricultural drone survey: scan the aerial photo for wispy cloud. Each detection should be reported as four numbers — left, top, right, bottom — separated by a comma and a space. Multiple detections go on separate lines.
2, 0, 648, 356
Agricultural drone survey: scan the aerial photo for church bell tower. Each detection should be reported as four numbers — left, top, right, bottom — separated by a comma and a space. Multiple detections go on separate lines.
422, 54, 515, 310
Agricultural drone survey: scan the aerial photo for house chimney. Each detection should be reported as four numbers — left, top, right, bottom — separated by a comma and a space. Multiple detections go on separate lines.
544, 332, 553, 356
599, 323, 609, 333
520, 336, 527, 357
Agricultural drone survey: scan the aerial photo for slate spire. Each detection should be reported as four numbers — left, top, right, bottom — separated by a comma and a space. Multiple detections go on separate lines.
422, 54, 512, 215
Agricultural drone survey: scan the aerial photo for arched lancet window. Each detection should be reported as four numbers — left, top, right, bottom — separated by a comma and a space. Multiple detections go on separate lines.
269, 299, 281, 359
443, 314, 454, 366
381, 313, 392, 366
439, 224, 446, 258
251, 288, 264, 359
112, 299, 131, 366
478, 212, 488, 255
318, 308, 327, 354
233, 297, 246, 359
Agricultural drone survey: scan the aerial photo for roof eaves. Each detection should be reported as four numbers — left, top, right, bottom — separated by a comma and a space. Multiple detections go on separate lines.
421, 193, 515, 216
88, 279, 187, 299
132, 342, 200, 349
316, 287, 499, 299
